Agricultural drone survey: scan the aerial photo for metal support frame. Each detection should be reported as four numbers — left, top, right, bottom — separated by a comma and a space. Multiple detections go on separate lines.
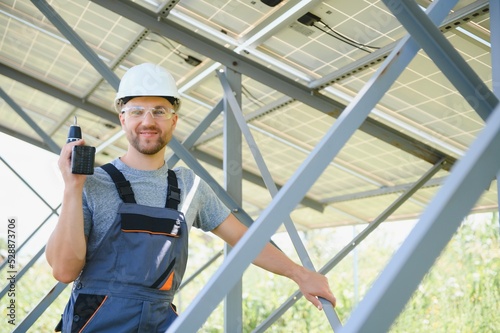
0, 156, 60, 297
178, 250, 223, 291
30, 0, 119, 90
0, 157, 67, 331
0, 246, 45, 299
253, 157, 445, 332
166, 1, 459, 331
0, 64, 119, 126
190, 148, 325, 213
167, 100, 223, 167
0, 88, 60, 153
8, 0, 490, 173
222, 68, 243, 332
311, 0, 490, 90
382, 0, 496, 122
217, 70, 343, 330
12, 282, 68, 333
169, 138, 251, 228
0, 157, 60, 272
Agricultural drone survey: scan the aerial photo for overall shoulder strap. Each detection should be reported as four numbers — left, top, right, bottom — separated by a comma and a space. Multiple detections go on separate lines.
100, 163, 136, 203
166, 169, 181, 210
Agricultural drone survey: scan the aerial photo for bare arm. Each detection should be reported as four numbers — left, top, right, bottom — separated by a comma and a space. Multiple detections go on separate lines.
45, 140, 88, 283
211, 214, 336, 309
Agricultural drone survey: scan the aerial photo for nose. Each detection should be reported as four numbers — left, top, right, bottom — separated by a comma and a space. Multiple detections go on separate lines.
141, 110, 156, 124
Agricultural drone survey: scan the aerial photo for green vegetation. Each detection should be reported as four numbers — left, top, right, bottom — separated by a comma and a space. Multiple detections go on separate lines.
391, 213, 500, 333
1, 212, 498, 332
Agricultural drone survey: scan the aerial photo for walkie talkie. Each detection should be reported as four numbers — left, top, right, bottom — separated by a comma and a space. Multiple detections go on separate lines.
67, 116, 96, 175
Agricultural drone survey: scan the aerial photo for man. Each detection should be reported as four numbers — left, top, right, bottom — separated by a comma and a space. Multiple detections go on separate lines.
46, 63, 336, 332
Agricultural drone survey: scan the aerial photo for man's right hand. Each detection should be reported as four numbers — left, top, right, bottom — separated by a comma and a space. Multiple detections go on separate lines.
58, 139, 87, 187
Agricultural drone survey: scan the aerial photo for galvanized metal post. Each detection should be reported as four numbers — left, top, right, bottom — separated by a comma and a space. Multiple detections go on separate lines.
222, 68, 243, 332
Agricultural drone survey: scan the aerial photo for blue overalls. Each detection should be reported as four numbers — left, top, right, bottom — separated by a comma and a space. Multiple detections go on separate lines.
58, 163, 188, 332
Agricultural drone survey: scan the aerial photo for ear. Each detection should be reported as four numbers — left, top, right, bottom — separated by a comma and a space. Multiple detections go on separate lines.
119, 112, 126, 128
171, 114, 178, 130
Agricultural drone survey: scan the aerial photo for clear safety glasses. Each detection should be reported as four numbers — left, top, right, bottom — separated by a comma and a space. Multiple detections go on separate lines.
121, 106, 176, 120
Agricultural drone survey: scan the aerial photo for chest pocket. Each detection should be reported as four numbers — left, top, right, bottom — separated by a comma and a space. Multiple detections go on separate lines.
100, 164, 188, 291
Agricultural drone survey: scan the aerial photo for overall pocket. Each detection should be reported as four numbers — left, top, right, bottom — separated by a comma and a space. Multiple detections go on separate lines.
71, 293, 107, 333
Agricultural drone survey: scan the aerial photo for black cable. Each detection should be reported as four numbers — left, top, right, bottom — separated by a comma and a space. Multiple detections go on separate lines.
158, 35, 190, 55
312, 24, 372, 54
319, 20, 381, 50
242, 86, 264, 107
144, 38, 187, 62
144, 37, 202, 66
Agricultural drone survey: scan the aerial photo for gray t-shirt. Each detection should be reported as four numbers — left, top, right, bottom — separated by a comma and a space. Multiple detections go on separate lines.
82, 158, 230, 256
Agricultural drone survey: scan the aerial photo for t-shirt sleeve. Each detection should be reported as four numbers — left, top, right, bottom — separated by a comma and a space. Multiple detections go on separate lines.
82, 183, 93, 237
189, 176, 231, 232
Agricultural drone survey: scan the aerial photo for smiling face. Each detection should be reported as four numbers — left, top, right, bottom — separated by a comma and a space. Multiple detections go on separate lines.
119, 96, 178, 156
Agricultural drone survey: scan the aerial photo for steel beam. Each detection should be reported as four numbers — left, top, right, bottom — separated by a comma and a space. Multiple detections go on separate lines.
190, 149, 325, 213
170, 0, 486, 161
222, 68, 243, 333
30, 0, 120, 90
168, 137, 252, 228
322, 177, 446, 203
0, 64, 119, 126
169, 139, 289, 256
382, 0, 496, 122
13, 282, 68, 333
0, 246, 45, 299
0, 88, 60, 153
166, 99, 223, 167
178, 250, 223, 291
0, 156, 61, 272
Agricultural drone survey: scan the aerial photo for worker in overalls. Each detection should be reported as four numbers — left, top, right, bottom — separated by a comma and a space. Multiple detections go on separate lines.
47, 63, 337, 332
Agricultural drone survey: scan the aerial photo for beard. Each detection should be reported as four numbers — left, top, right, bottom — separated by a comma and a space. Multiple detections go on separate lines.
128, 125, 168, 155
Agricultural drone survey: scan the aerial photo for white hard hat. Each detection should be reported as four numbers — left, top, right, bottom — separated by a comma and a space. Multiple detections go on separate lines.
114, 63, 181, 112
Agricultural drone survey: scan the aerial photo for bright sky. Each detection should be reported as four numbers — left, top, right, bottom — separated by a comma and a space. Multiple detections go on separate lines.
0, 132, 62, 257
